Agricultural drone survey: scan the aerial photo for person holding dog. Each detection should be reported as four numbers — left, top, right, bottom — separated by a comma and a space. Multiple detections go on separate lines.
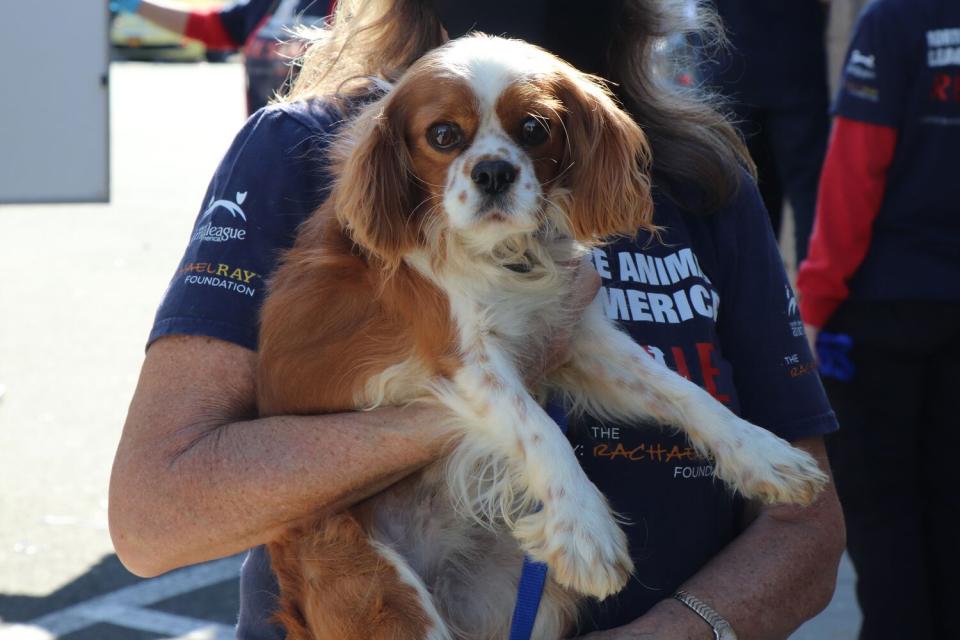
798, 0, 960, 637
110, 1, 845, 638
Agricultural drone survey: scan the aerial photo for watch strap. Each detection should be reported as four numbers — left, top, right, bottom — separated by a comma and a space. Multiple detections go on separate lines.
673, 589, 739, 640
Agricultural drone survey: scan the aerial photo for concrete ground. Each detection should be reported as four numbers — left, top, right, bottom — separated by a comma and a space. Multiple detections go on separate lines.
0, 61, 860, 639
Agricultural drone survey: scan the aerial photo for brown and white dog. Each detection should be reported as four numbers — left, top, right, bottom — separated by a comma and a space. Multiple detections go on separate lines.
257, 35, 827, 640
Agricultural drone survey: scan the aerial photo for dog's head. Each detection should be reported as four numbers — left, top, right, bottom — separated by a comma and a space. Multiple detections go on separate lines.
333, 35, 654, 266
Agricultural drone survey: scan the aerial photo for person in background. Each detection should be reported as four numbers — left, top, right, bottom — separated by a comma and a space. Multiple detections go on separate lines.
797, 0, 960, 637
702, 0, 831, 265
110, 0, 331, 112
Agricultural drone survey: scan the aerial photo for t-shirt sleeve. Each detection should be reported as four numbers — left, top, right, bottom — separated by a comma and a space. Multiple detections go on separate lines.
716, 176, 838, 442
218, 0, 278, 46
832, 1, 914, 127
148, 105, 334, 351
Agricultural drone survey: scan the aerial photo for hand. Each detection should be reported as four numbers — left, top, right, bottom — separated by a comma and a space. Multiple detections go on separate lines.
110, 0, 143, 14
527, 258, 601, 382
804, 323, 820, 362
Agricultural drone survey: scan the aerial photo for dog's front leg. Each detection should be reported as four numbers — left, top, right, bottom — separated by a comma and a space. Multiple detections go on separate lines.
433, 337, 632, 600
551, 302, 827, 506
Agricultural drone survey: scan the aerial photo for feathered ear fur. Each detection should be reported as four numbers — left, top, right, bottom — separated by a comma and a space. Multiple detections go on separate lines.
556, 70, 655, 243
333, 100, 420, 268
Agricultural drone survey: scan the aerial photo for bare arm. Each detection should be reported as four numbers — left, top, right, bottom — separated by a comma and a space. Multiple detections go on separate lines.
135, 1, 191, 36
109, 335, 454, 578
580, 437, 845, 640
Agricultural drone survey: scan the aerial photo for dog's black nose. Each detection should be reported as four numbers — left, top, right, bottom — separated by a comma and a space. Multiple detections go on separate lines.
471, 160, 517, 195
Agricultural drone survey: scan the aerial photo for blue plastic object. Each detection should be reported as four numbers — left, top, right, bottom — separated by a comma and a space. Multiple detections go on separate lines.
110, 0, 143, 14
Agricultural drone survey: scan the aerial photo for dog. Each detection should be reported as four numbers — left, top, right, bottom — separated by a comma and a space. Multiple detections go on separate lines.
256, 35, 828, 640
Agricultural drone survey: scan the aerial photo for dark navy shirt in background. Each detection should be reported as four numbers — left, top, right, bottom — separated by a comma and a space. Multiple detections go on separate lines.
217, 0, 278, 47
833, 0, 960, 304
704, 0, 829, 108
218, 0, 330, 47
149, 100, 837, 637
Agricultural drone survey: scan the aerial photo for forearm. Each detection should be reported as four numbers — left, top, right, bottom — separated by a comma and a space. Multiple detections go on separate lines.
624, 439, 845, 639
113, 408, 448, 576
136, 1, 191, 36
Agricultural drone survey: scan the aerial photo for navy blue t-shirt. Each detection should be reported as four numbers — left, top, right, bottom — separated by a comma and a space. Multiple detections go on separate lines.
218, 0, 329, 47
217, 0, 278, 47
149, 100, 837, 636
833, 0, 960, 304
703, 0, 829, 108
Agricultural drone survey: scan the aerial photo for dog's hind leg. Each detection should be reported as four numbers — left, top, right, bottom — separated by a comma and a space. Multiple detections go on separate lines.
551, 302, 827, 507
269, 512, 451, 640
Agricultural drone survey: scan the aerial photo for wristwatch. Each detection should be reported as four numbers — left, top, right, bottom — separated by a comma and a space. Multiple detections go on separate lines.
673, 590, 739, 640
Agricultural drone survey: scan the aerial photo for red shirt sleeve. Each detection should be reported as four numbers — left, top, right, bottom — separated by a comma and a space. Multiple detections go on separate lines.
796, 116, 898, 328
184, 10, 239, 49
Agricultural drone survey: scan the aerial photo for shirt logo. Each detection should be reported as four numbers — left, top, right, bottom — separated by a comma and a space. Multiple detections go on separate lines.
592, 247, 720, 325
785, 284, 804, 338
850, 49, 875, 70
927, 28, 960, 68
845, 49, 877, 81
179, 262, 260, 297
785, 284, 799, 317
201, 191, 248, 221
193, 191, 249, 244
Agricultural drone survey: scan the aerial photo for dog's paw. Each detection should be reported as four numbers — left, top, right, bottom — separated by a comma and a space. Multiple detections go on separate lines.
513, 488, 632, 599
717, 420, 828, 506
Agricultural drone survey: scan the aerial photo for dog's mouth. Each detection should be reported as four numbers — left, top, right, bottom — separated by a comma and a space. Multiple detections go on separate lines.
476, 200, 511, 222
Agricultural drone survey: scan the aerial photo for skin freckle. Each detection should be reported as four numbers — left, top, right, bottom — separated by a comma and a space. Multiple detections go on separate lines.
458, 190, 467, 204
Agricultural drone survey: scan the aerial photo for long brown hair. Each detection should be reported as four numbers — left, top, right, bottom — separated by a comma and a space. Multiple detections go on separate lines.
287, 0, 754, 212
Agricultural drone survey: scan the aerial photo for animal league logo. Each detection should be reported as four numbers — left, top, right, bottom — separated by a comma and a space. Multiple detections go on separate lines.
846, 49, 876, 80
192, 191, 249, 244
843, 47, 880, 103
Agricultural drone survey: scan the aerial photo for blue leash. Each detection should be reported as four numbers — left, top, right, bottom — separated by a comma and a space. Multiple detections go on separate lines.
508, 401, 568, 640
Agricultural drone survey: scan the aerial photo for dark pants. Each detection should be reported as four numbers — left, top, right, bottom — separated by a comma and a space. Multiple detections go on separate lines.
731, 103, 829, 264
822, 301, 960, 640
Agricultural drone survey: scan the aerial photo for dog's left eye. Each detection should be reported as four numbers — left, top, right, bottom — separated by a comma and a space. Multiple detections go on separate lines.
427, 123, 463, 152
520, 116, 550, 147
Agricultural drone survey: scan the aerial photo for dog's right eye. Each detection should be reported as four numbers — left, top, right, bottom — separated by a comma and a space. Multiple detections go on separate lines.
427, 123, 463, 152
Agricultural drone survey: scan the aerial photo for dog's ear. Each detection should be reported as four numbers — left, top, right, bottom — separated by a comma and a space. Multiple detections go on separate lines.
557, 70, 655, 243
333, 101, 420, 268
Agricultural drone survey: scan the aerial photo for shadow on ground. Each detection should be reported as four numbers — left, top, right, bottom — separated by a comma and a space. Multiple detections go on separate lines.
0, 554, 239, 639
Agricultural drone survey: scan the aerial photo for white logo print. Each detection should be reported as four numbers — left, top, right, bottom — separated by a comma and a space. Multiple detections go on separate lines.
193, 191, 249, 244
785, 284, 799, 317
785, 284, 804, 338
850, 50, 875, 69
201, 191, 248, 221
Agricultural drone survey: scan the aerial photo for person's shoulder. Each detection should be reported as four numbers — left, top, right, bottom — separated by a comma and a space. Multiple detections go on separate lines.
250, 98, 347, 140
856, 0, 927, 34
656, 168, 760, 221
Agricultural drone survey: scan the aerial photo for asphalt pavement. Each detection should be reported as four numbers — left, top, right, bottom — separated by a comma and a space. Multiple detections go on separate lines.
0, 60, 860, 639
